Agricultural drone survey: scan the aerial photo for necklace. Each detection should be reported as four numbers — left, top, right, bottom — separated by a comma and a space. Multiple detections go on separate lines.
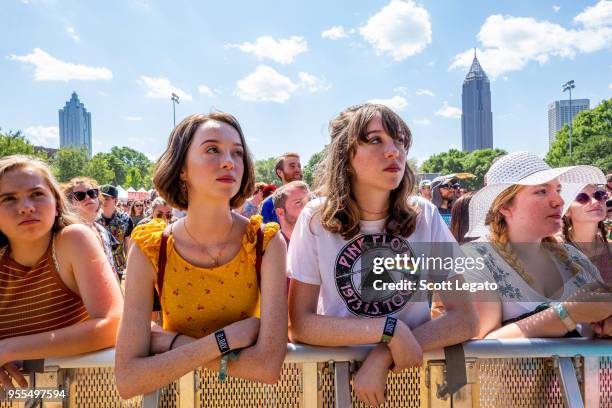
357, 205, 389, 215
183, 215, 234, 267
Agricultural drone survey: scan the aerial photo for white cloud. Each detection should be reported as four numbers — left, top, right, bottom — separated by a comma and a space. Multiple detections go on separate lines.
124, 116, 142, 121
24, 126, 59, 147
359, 0, 432, 61
66, 26, 80, 42
198, 85, 216, 97
298, 72, 331, 92
322, 26, 350, 40
394, 86, 409, 95
235, 66, 329, 103
413, 118, 431, 125
226, 36, 307, 64
449, 2, 612, 79
427, 60, 436, 67
140, 76, 192, 101
235, 65, 298, 103
435, 101, 461, 119
8, 48, 112, 81
552, 5, 561, 13
574, 0, 612, 27
415, 88, 435, 96
368, 96, 408, 111
609, 83, 612, 89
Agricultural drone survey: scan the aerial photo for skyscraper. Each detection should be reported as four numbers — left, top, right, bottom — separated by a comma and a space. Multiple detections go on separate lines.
461, 51, 493, 152
59, 92, 92, 157
547, 99, 590, 148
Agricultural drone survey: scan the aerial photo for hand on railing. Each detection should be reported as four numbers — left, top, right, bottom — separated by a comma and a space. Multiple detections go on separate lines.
387, 320, 423, 373
564, 281, 612, 324
592, 316, 612, 337
352, 347, 390, 407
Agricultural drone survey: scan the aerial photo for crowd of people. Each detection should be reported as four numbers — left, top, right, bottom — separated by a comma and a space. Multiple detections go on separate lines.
0, 103, 610, 406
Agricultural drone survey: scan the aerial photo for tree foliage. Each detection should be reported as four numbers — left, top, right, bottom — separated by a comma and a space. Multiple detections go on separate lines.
254, 157, 280, 186
83, 153, 115, 185
0, 129, 43, 158
52, 147, 89, 182
420, 148, 507, 190
303, 146, 327, 187
546, 98, 612, 173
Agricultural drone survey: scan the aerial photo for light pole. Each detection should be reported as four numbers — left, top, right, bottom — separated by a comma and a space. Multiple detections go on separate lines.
562, 80, 575, 160
171, 93, 180, 127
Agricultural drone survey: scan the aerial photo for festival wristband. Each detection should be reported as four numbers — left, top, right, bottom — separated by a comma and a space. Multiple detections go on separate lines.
380, 317, 398, 343
218, 349, 242, 382
214, 329, 231, 355
553, 303, 576, 332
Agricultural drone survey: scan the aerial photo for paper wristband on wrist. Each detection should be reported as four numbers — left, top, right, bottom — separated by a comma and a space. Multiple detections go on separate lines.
218, 349, 243, 382
381, 317, 397, 343
214, 329, 231, 355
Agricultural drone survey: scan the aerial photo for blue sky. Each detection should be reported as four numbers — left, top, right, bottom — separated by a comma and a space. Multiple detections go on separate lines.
1, 0, 610, 164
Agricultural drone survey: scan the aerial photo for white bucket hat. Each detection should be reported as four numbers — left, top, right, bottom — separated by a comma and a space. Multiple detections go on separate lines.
466, 151, 606, 238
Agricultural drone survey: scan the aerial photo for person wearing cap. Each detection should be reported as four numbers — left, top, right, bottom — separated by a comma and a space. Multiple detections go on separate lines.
418, 179, 432, 201
431, 175, 459, 226
462, 151, 612, 339
97, 184, 134, 278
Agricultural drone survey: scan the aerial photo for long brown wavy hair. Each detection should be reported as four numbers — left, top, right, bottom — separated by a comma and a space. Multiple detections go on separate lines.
486, 185, 581, 286
314, 103, 419, 239
0, 155, 80, 248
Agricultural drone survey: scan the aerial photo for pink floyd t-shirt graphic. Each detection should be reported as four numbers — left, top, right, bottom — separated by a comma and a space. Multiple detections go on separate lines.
288, 197, 461, 329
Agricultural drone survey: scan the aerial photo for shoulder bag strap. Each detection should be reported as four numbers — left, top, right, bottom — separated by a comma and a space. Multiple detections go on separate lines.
255, 227, 264, 289
156, 225, 172, 304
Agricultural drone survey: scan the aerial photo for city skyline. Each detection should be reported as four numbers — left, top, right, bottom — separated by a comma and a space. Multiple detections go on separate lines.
461, 51, 493, 152
1, 0, 610, 164
547, 98, 591, 147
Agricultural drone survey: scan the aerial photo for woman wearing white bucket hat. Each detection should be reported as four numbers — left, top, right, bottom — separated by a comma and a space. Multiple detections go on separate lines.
463, 151, 612, 339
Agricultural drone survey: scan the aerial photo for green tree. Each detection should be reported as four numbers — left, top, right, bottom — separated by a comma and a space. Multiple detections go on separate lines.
254, 157, 280, 185
0, 129, 38, 157
303, 146, 327, 186
83, 153, 115, 185
125, 167, 143, 189
52, 147, 89, 182
546, 98, 612, 172
110, 146, 152, 177
420, 148, 506, 190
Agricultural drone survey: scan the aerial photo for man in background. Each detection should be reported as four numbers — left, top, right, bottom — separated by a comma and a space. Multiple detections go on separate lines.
262, 152, 303, 223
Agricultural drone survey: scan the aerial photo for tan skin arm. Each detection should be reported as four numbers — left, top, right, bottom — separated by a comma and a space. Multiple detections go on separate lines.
0, 225, 123, 388
114, 231, 287, 399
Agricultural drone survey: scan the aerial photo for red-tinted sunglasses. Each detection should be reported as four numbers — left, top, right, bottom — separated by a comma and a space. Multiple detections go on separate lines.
575, 190, 609, 205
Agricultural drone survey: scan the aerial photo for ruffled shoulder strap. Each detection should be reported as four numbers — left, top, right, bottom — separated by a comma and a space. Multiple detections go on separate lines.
131, 219, 167, 270
243, 215, 280, 264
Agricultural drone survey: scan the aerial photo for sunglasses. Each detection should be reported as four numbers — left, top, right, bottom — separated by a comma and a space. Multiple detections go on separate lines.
440, 183, 460, 190
154, 212, 172, 219
134, 204, 143, 208
575, 190, 609, 205
73, 188, 99, 201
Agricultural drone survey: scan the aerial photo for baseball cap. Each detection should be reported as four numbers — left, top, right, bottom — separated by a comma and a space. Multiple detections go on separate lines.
419, 180, 431, 189
100, 184, 119, 199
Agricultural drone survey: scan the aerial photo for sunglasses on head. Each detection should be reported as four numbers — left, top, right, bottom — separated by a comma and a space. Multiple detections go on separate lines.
575, 190, 609, 205
73, 188, 99, 201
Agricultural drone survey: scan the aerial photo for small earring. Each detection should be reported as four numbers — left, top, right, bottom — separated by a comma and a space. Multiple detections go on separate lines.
180, 180, 187, 193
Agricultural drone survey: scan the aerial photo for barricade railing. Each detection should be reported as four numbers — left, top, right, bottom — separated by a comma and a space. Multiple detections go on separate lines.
2, 339, 612, 407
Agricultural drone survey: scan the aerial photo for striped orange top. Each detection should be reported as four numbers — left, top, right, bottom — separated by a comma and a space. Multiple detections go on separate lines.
0, 241, 89, 340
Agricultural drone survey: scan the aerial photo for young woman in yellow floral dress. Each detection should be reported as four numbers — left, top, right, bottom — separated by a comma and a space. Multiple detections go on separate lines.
115, 112, 287, 398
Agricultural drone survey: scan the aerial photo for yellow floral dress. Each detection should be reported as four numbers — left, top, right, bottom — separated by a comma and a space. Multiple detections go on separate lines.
131, 215, 279, 338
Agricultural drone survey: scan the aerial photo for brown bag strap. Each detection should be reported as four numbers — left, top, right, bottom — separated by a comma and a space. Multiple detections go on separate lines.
156, 225, 172, 302
255, 227, 264, 288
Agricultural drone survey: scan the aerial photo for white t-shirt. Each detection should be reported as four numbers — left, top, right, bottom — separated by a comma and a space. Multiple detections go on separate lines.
288, 196, 458, 329
462, 238, 602, 322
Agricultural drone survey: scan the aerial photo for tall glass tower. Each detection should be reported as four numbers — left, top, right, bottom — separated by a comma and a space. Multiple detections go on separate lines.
59, 92, 92, 158
461, 51, 493, 152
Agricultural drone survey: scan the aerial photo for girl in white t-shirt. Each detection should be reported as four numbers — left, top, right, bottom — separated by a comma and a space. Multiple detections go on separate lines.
288, 104, 478, 407
462, 151, 612, 339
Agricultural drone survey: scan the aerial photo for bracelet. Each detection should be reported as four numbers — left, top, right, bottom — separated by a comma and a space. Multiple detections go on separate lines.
380, 316, 398, 343
218, 349, 243, 382
214, 329, 231, 355
553, 303, 577, 332
169, 333, 182, 351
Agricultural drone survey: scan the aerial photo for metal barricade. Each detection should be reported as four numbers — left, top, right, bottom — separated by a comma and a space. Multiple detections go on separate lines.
1, 339, 611, 407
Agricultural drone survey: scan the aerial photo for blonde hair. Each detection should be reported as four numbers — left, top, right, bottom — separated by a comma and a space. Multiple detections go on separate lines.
0, 155, 80, 247
486, 185, 581, 285
314, 103, 419, 239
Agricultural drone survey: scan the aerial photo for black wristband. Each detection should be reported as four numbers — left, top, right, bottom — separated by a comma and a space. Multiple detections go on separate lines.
169, 333, 182, 351
214, 329, 231, 355
381, 317, 398, 343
